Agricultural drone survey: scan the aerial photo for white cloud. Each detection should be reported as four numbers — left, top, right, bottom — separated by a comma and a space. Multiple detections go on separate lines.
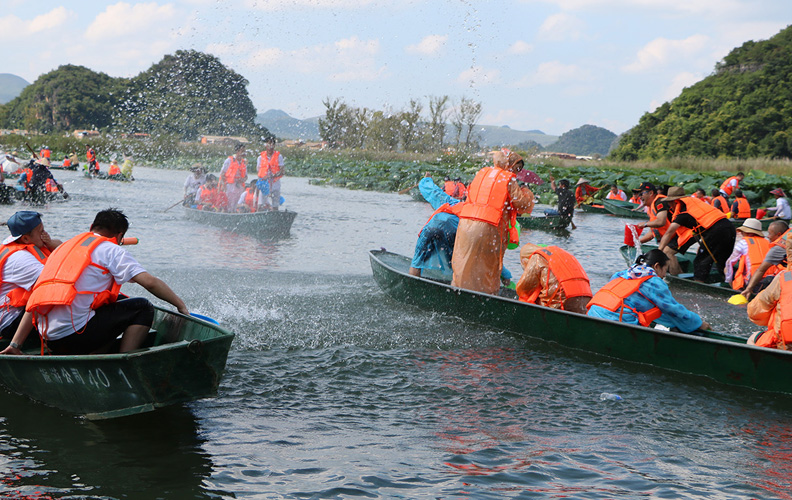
243, 0, 383, 10
537, 13, 585, 41
507, 41, 534, 55
86, 3, 178, 41
406, 35, 448, 56
30, 7, 71, 33
522, 0, 745, 15
0, 8, 74, 39
457, 66, 501, 86
515, 61, 589, 86
622, 34, 709, 73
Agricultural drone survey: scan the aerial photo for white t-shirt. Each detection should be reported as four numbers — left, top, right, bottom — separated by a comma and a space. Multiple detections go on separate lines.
184, 173, 206, 197
42, 239, 146, 340
774, 197, 791, 220
0, 249, 44, 331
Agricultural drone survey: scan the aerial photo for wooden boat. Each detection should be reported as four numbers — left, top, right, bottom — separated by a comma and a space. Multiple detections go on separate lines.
619, 244, 733, 297
184, 206, 297, 239
602, 199, 648, 220
517, 214, 571, 232
729, 217, 775, 231
0, 307, 234, 419
49, 161, 78, 171
84, 171, 133, 181
580, 203, 609, 214
369, 249, 792, 396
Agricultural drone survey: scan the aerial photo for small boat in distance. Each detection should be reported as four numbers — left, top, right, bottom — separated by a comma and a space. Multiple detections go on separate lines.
184, 206, 297, 239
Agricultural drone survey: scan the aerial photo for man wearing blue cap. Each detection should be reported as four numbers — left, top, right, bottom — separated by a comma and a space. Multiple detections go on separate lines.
0, 211, 61, 343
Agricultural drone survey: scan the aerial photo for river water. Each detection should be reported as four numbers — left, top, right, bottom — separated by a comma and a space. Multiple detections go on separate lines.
0, 166, 790, 499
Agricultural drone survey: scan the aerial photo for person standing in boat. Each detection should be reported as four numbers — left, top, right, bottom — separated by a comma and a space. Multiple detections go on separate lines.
515, 242, 592, 314
0, 211, 62, 343
220, 143, 248, 212
451, 149, 534, 295
257, 139, 284, 211
719, 172, 745, 198
3, 209, 188, 356
587, 249, 711, 333
86, 146, 99, 176
747, 236, 792, 349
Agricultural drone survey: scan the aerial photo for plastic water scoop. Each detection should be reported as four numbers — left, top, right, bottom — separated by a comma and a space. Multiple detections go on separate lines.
624, 224, 644, 247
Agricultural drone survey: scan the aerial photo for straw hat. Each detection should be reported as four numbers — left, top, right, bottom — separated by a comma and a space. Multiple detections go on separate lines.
663, 186, 687, 201
575, 177, 591, 186
737, 218, 764, 237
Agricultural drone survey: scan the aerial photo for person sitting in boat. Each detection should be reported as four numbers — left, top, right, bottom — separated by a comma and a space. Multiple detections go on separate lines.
237, 179, 260, 213
747, 236, 792, 349
729, 190, 751, 219
710, 188, 729, 214
121, 154, 134, 179
636, 182, 683, 275
657, 186, 736, 283
183, 165, 206, 206
606, 184, 627, 201
724, 218, 775, 291
766, 188, 791, 222
62, 155, 72, 169
256, 139, 283, 211
0, 211, 61, 344
587, 249, 711, 333
740, 221, 790, 299
719, 172, 745, 198
2, 209, 188, 356
546, 175, 575, 221
574, 178, 600, 207
453, 178, 467, 200
443, 176, 455, 196
692, 188, 710, 203
195, 174, 228, 212
107, 160, 124, 179
28, 159, 62, 202
451, 149, 534, 294
629, 188, 642, 205
515, 242, 592, 314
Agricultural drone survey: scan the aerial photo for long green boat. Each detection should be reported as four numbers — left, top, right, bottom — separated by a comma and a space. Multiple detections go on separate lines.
0, 307, 234, 419
369, 249, 792, 395
580, 203, 609, 214
602, 199, 648, 220
619, 244, 734, 297
517, 214, 571, 232
184, 206, 297, 239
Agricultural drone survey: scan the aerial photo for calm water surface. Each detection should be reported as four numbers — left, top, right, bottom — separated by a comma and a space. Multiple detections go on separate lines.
0, 167, 789, 499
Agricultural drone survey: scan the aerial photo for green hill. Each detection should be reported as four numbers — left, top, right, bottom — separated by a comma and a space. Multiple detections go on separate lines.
611, 24, 792, 160
544, 124, 616, 156
0, 74, 29, 104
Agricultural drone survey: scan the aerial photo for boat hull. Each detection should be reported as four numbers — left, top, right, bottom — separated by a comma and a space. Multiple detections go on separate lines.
602, 200, 648, 219
517, 215, 571, 232
369, 249, 792, 395
184, 206, 297, 239
0, 308, 234, 419
580, 203, 609, 214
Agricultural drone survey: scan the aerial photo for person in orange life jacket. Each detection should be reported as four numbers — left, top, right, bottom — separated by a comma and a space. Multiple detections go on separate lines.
451, 149, 535, 295
256, 139, 284, 210
574, 178, 600, 206
606, 184, 627, 201
39, 146, 51, 159
719, 172, 744, 198
107, 160, 122, 178
657, 186, 736, 282
237, 179, 259, 212
692, 188, 710, 203
740, 220, 790, 299
629, 188, 642, 205
62, 156, 72, 168
220, 143, 247, 211
0, 212, 62, 343
747, 236, 792, 348
86, 146, 98, 175
515, 242, 592, 314
443, 176, 455, 196
195, 174, 228, 212
729, 190, 751, 219
2, 209, 188, 356
710, 188, 729, 214
453, 178, 467, 200
724, 218, 773, 291
587, 249, 711, 333
635, 182, 684, 275
183, 165, 206, 206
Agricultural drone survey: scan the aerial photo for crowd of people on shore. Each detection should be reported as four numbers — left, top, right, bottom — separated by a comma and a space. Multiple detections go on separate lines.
407, 150, 792, 351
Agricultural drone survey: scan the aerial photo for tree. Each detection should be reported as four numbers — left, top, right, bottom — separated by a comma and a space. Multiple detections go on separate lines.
451, 96, 482, 150
318, 97, 351, 148
398, 99, 423, 152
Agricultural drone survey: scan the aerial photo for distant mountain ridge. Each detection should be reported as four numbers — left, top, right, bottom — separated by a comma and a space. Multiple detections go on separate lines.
0, 74, 29, 104
255, 109, 558, 147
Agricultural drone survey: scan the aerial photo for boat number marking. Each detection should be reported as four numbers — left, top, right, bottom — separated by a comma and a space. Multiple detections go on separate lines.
39, 367, 132, 389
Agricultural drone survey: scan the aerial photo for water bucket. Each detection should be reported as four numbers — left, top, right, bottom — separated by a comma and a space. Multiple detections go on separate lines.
624, 224, 644, 246
756, 208, 767, 219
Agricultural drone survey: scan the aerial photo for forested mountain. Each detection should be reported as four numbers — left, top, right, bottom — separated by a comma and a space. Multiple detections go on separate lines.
0, 51, 269, 140
544, 124, 616, 156
611, 24, 792, 160
0, 74, 29, 104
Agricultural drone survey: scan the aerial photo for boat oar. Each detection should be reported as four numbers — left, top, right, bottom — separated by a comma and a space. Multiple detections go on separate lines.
163, 196, 188, 213
397, 182, 420, 195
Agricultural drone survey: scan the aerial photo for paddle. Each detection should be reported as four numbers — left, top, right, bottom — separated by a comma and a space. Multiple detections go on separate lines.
163, 196, 189, 213
398, 182, 420, 195
24, 143, 69, 199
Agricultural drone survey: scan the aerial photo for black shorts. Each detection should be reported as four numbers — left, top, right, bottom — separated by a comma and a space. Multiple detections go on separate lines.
47, 298, 155, 355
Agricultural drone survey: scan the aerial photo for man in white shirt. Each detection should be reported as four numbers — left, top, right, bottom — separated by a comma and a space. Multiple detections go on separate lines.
768, 188, 791, 221
183, 165, 206, 206
2, 209, 188, 355
219, 144, 247, 212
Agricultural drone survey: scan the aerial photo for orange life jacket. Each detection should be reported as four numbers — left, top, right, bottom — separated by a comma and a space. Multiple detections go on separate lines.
63, 158, 72, 167
758, 271, 792, 349
606, 190, 625, 201
458, 167, 515, 226
671, 196, 726, 246
720, 176, 740, 196
26, 232, 122, 326
443, 181, 456, 196
586, 276, 662, 327
108, 164, 121, 176
198, 185, 225, 210
629, 195, 641, 204
732, 235, 774, 290
519, 246, 592, 307
767, 228, 792, 274
0, 243, 49, 309
422, 201, 466, 231
243, 187, 257, 212
257, 151, 281, 181
86, 149, 96, 162
455, 182, 467, 198
733, 197, 751, 219
45, 178, 59, 193
648, 194, 670, 240
224, 156, 246, 184
712, 195, 729, 214
20, 168, 32, 184
40, 148, 51, 159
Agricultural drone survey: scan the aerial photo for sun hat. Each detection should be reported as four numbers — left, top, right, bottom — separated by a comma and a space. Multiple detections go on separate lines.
771, 188, 785, 196
736, 218, 764, 237
663, 186, 687, 201
575, 178, 591, 186
638, 182, 656, 192
3, 211, 42, 245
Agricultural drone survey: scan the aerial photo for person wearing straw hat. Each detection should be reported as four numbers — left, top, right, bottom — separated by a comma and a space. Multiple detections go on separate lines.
747, 236, 792, 349
766, 188, 791, 222
574, 178, 600, 207
724, 218, 774, 291
657, 186, 736, 282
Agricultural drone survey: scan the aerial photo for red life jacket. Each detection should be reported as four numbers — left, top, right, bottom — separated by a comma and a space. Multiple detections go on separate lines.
586, 276, 662, 327
518, 246, 592, 307
26, 233, 122, 339
733, 197, 751, 218
257, 151, 281, 181
720, 176, 740, 196
732, 235, 774, 290
757, 271, 792, 349
458, 167, 515, 226
712, 195, 729, 214
225, 156, 246, 184
0, 243, 49, 309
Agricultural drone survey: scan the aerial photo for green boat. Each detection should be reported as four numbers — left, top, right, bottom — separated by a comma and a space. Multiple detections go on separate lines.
0, 307, 234, 419
516, 214, 571, 232
184, 206, 297, 239
580, 203, 609, 214
729, 217, 775, 231
602, 199, 648, 220
369, 249, 792, 396
619, 244, 734, 297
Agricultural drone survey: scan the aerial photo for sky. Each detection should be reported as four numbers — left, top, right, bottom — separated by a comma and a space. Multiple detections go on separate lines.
1, 0, 790, 136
